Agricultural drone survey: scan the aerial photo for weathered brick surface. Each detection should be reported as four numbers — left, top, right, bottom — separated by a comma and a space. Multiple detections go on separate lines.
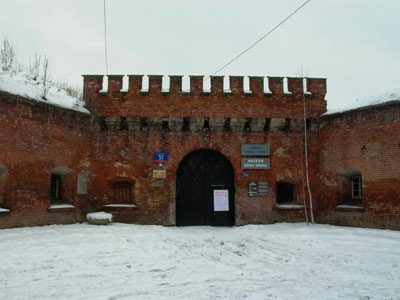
87, 130, 309, 225
312, 103, 400, 229
1, 75, 399, 230
0, 91, 91, 228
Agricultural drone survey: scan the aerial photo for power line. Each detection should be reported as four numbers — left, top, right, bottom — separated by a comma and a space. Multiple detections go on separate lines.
103, 0, 109, 75
208, 0, 312, 78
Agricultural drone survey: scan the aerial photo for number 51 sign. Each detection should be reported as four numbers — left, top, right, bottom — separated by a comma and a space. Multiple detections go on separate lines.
154, 152, 168, 162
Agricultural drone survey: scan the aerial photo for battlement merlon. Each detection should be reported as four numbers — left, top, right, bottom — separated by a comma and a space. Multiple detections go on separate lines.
82, 75, 327, 118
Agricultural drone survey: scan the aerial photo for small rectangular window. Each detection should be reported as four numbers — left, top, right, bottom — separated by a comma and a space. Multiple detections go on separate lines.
182, 118, 190, 132
51, 174, 62, 201
162, 118, 170, 131
119, 117, 128, 131
113, 182, 133, 204
351, 175, 362, 200
277, 182, 294, 203
223, 118, 231, 132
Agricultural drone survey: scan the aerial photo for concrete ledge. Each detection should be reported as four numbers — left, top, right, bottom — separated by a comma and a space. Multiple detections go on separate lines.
48, 203, 76, 212
102, 204, 137, 211
275, 204, 305, 210
0, 207, 10, 215
335, 205, 365, 212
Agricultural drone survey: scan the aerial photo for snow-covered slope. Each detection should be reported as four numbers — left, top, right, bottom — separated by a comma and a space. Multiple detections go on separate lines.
0, 70, 89, 114
326, 85, 400, 115
0, 223, 399, 300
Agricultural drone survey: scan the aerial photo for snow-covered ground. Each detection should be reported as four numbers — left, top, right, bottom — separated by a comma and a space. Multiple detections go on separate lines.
0, 223, 399, 300
0, 70, 89, 114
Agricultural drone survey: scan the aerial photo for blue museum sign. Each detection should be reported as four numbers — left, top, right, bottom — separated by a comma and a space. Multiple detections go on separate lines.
241, 144, 270, 156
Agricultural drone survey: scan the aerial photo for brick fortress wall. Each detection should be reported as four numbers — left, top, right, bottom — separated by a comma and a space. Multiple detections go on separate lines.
0, 91, 93, 228
82, 75, 327, 225
0, 74, 327, 228
3, 74, 398, 230
312, 102, 400, 229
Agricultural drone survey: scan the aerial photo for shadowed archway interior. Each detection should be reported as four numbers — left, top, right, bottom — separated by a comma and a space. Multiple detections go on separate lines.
176, 149, 235, 226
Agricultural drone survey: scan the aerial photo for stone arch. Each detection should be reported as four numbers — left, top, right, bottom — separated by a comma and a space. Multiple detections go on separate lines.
50, 166, 73, 176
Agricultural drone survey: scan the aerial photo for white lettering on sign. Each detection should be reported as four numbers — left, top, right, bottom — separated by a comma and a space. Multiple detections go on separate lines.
241, 158, 270, 169
213, 190, 229, 212
247, 159, 264, 163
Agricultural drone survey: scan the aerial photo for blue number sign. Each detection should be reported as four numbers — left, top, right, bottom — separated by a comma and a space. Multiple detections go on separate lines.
154, 152, 168, 162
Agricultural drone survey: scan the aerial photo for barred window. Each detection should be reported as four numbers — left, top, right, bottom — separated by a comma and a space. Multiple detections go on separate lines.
113, 182, 133, 204
351, 175, 362, 200
337, 169, 362, 206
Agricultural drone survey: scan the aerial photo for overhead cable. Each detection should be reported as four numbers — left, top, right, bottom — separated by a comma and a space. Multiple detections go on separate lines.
208, 0, 312, 78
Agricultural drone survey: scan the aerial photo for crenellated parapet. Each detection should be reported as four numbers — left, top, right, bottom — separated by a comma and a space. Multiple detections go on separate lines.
83, 74, 327, 118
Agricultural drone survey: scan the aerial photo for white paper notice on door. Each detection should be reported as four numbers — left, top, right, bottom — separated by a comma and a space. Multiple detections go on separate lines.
213, 189, 229, 211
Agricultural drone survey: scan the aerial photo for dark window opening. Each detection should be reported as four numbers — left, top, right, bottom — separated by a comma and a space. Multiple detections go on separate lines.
119, 117, 128, 131
140, 118, 149, 131
50, 174, 62, 202
223, 118, 231, 132
162, 118, 170, 131
0, 163, 7, 179
182, 118, 190, 132
203, 118, 210, 132
337, 170, 362, 206
306, 119, 312, 131
113, 182, 133, 204
283, 118, 291, 132
263, 118, 271, 132
243, 118, 251, 132
99, 117, 107, 131
277, 182, 294, 203
351, 175, 362, 200
0, 163, 8, 206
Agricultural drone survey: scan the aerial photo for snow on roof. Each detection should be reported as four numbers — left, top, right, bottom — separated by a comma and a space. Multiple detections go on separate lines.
326, 86, 400, 115
0, 70, 90, 114
2, 66, 398, 118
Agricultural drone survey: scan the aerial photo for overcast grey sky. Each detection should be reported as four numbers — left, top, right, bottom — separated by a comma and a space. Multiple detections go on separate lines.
1, 0, 399, 110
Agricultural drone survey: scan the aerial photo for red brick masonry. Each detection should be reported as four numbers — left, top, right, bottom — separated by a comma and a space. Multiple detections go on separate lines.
0, 75, 399, 229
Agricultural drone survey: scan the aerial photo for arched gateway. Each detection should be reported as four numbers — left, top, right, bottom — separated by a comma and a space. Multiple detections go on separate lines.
176, 149, 235, 226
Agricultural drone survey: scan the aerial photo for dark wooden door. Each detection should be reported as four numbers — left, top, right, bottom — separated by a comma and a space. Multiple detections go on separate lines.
176, 149, 235, 226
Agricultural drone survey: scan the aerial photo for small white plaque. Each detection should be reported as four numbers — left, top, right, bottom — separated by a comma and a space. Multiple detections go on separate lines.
213, 190, 229, 212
